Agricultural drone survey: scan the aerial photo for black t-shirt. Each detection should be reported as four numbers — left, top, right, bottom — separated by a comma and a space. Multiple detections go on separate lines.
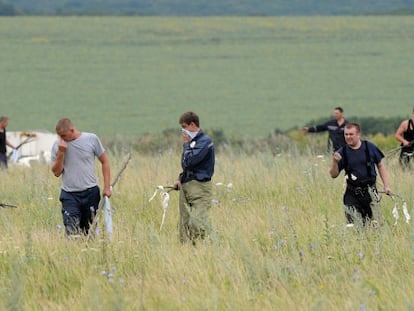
337, 141, 384, 184
0, 129, 6, 154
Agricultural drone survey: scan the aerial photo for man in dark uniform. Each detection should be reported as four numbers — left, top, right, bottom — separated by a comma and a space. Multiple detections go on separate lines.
302, 107, 348, 152
174, 111, 215, 245
395, 108, 414, 167
0, 116, 16, 169
330, 123, 391, 226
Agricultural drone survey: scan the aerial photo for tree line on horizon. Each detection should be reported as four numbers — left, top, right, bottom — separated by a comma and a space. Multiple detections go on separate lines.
2, 0, 414, 16
100, 116, 404, 156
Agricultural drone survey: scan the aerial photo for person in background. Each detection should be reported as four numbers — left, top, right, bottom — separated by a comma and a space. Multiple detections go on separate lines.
51, 118, 111, 237
329, 123, 391, 226
301, 107, 349, 152
395, 108, 414, 167
0, 116, 16, 169
174, 112, 215, 245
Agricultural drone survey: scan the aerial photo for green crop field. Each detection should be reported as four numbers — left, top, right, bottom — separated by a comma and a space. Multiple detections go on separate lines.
1, 16, 414, 139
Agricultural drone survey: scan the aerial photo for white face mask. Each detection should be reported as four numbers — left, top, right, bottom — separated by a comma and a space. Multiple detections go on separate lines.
182, 128, 198, 140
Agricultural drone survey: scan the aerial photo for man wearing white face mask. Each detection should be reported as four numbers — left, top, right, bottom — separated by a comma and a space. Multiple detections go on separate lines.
174, 111, 215, 245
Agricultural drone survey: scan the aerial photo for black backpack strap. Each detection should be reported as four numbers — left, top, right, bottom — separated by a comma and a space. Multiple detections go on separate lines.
364, 140, 372, 178
342, 145, 350, 177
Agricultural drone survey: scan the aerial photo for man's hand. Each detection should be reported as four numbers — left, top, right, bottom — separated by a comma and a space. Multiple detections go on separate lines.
58, 139, 68, 153
329, 152, 342, 178
103, 186, 112, 198
182, 131, 190, 143
300, 127, 309, 133
403, 140, 411, 147
333, 152, 342, 163
173, 180, 181, 190
51, 140, 66, 177
384, 186, 392, 195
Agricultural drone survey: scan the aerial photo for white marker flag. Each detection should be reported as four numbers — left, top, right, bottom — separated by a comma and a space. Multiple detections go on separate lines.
104, 196, 113, 234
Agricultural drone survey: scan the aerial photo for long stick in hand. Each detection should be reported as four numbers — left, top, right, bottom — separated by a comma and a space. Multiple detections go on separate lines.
7, 134, 36, 159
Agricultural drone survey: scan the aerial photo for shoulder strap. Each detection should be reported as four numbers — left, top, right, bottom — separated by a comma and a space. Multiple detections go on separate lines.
342, 145, 349, 175
364, 140, 372, 177
343, 141, 372, 178
408, 119, 414, 131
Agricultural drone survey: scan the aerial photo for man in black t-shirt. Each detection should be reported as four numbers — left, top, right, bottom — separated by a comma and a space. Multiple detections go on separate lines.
330, 123, 391, 226
302, 107, 348, 152
0, 116, 16, 169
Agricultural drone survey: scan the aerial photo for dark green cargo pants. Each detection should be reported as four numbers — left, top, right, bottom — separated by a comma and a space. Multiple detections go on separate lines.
179, 180, 212, 244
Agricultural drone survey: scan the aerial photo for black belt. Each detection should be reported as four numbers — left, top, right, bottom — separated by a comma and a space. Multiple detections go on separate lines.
180, 171, 211, 183
182, 178, 211, 184
346, 183, 374, 195
198, 178, 211, 182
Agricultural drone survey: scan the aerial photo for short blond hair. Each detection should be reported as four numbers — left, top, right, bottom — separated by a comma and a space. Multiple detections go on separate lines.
55, 118, 74, 133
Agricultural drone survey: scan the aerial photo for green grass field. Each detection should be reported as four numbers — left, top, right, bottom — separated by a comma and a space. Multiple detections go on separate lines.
1, 16, 414, 138
0, 151, 413, 310
2, 17, 414, 310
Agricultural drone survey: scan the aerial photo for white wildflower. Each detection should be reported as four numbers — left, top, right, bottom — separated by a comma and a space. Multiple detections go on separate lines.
226, 183, 233, 192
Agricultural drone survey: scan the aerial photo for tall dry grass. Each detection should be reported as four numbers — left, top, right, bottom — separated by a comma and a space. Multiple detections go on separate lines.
0, 150, 413, 310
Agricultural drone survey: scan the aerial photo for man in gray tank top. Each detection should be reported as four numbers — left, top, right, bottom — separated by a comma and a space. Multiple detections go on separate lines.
51, 118, 111, 237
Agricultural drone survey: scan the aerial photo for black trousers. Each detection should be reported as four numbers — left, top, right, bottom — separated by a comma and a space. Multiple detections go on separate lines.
59, 186, 100, 236
400, 149, 414, 167
0, 153, 7, 168
343, 187, 373, 225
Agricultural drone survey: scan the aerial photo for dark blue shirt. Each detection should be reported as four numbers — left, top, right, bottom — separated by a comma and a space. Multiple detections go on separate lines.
180, 130, 215, 183
308, 119, 348, 151
337, 141, 384, 182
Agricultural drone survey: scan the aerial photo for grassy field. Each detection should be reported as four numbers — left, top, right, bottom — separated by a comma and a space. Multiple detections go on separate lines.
0, 150, 413, 310
0, 16, 414, 138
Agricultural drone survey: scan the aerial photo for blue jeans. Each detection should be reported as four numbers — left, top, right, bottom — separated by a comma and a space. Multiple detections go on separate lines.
59, 186, 100, 236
